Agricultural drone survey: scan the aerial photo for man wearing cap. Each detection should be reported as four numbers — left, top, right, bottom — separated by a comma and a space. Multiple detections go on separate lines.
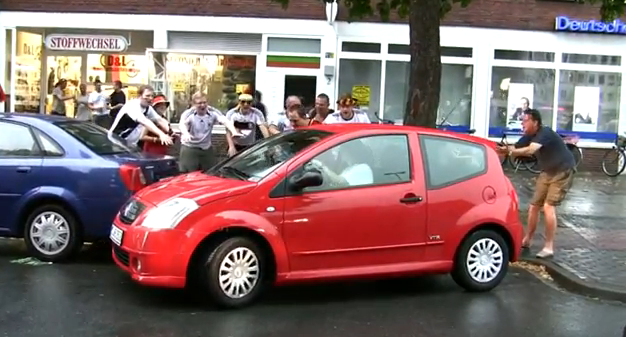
225, 93, 270, 156
324, 94, 371, 124
179, 92, 244, 172
89, 79, 110, 128
268, 95, 300, 135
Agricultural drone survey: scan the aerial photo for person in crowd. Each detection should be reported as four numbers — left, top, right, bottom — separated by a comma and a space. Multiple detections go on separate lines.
75, 83, 91, 121
287, 104, 313, 128
108, 84, 172, 147
324, 94, 371, 124
308, 93, 334, 125
225, 93, 270, 156
497, 109, 576, 259
253, 90, 267, 119
268, 96, 301, 135
140, 94, 175, 155
89, 79, 110, 128
178, 92, 243, 172
109, 80, 126, 121
51, 79, 73, 116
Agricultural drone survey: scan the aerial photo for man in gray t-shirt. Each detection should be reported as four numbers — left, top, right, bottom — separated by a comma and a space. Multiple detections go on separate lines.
225, 93, 270, 156
268, 96, 300, 135
179, 92, 242, 173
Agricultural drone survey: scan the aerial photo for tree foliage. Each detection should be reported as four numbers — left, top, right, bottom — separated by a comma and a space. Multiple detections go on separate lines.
271, 0, 625, 128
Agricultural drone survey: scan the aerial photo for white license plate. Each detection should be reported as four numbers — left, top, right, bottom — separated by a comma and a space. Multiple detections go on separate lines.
110, 225, 124, 246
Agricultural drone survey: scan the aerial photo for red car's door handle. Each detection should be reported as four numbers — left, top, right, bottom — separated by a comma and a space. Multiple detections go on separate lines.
400, 194, 423, 204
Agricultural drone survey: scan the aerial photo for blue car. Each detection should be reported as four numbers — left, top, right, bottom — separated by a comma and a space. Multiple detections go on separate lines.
0, 113, 178, 262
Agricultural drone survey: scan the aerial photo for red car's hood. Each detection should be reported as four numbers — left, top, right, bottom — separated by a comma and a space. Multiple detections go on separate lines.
134, 172, 256, 206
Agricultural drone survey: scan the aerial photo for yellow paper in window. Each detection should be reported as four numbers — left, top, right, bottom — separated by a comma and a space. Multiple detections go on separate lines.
352, 85, 370, 106
172, 82, 186, 92
235, 84, 249, 95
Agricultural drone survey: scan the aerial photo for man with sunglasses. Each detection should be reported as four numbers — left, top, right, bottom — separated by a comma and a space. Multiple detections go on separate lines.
225, 93, 270, 156
324, 94, 371, 124
178, 92, 243, 173
268, 95, 301, 135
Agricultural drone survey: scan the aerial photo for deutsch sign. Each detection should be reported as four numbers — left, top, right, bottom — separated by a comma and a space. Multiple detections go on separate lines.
45, 34, 129, 52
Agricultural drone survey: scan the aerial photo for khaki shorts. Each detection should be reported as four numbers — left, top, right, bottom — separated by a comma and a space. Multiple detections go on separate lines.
530, 169, 574, 206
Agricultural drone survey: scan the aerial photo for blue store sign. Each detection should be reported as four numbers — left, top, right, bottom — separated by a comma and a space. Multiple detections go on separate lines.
555, 16, 626, 34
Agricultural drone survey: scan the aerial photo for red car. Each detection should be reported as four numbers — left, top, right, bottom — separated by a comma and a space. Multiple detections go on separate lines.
111, 124, 523, 308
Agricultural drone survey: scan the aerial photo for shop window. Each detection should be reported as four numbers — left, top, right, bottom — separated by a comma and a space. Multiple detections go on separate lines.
165, 53, 256, 123
387, 44, 473, 58
494, 50, 555, 62
383, 62, 473, 126
267, 37, 321, 54
45, 56, 81, 117
338, 59, 381, 121
489, 67, 555, 137
342, 42, 381, 53
556, 70, 620, 139
562, 53, 621, 66
86, 54, 148, 86
14, 31, 42, 113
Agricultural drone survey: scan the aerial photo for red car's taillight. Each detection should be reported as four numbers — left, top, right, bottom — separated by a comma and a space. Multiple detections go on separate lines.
119, 164, 147, 192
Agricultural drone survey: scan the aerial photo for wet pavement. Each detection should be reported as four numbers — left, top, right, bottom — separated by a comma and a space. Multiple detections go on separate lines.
0, 243, 625, 337
508, 171, 626, 294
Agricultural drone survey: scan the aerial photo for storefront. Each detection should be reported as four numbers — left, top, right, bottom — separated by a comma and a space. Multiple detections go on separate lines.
332, 18, 626, 148
4, 27, 152, 117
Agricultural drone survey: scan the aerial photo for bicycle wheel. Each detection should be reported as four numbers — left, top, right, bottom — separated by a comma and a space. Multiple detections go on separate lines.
601, 147, 626, 177
567, 144, 583, 168
497, 142, 508, 166
523, 156, 541, 174
507, 156, 528, 171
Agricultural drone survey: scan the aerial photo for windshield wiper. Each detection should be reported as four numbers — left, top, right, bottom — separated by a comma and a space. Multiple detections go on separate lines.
218, 166, 250, 180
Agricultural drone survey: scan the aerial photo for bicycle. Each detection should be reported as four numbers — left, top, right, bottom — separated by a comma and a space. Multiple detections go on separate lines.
503, 132, 583, 174
601, 134, 626, 177
496, 131, 533, 172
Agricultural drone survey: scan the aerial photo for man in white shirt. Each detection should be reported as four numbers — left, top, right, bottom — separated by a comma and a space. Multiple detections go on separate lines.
324, 94, 371, 124
89, 79, 110, 128
108, 85, 172, 146
225, 93, 270, 156
268, 96, 300, 135
178, 92, 243, 173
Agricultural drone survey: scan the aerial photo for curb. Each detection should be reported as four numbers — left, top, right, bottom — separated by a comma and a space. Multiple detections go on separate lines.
522, 256, 626, 303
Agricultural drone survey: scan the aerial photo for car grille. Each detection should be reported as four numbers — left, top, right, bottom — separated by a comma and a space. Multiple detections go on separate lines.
118, 199, 146, 225
113, 245, 130, 266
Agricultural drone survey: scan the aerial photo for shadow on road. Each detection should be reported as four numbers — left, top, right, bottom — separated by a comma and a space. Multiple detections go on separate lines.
0, 238, 112, 264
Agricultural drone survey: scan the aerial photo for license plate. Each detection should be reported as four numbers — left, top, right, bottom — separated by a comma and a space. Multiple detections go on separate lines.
110, 225, 123, 246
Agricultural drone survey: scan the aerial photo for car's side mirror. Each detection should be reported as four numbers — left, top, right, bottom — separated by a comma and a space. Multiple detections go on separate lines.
288, 168, 323, 191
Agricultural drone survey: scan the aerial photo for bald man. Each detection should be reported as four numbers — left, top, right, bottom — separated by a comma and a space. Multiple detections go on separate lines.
268, 95, 301, 135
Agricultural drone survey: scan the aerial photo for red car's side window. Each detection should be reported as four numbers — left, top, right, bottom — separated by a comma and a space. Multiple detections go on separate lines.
419, 135, 487, 189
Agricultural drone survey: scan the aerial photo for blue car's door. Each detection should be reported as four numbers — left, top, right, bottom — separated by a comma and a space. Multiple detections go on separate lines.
0, 120, 43, 233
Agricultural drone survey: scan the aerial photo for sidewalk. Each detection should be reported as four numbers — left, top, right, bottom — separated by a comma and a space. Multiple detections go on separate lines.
508, 172, 626, 301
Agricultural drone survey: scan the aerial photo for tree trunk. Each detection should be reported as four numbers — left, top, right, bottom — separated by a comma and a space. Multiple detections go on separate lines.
403, 0, 441, 128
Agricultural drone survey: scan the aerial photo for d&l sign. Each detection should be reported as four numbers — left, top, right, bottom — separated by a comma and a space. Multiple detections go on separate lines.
45, 34, 129, 52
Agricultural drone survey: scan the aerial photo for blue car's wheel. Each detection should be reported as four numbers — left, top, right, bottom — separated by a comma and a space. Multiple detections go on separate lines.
23, 204, 83, 263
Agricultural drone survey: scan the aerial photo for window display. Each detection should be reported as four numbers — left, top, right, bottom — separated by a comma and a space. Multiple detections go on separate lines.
338, 59, 381, 121
165, 53, 256, 123
45, 56, 82, 117
557, 70, 620, 135
15, 31, 42, 113
383, 62, 473, 126
489, 67, 555, 136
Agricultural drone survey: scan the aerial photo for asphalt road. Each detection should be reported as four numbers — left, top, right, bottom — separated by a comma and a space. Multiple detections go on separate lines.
0, 240, 625, 337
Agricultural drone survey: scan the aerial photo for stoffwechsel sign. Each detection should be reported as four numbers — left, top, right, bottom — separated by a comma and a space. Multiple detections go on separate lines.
45, 34, 129, 52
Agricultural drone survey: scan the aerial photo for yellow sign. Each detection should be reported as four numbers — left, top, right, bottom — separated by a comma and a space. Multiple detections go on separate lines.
172, 82, 185, 92
235, 84, 249, 95
352, 85, 370, 106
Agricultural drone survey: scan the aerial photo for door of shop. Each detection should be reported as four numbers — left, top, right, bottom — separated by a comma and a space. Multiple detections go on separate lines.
43, 53, 83, 117
259, 68, 322, 118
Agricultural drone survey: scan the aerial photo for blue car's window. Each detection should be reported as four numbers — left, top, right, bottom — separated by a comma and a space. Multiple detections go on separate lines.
208, 129, 333, 182
55, 121, 136, 155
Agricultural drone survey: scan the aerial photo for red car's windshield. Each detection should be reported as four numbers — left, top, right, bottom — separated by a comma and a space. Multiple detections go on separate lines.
208, 129, 333, 182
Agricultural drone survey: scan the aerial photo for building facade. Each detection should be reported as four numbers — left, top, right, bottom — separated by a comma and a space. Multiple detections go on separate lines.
1, 0, 624, 170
